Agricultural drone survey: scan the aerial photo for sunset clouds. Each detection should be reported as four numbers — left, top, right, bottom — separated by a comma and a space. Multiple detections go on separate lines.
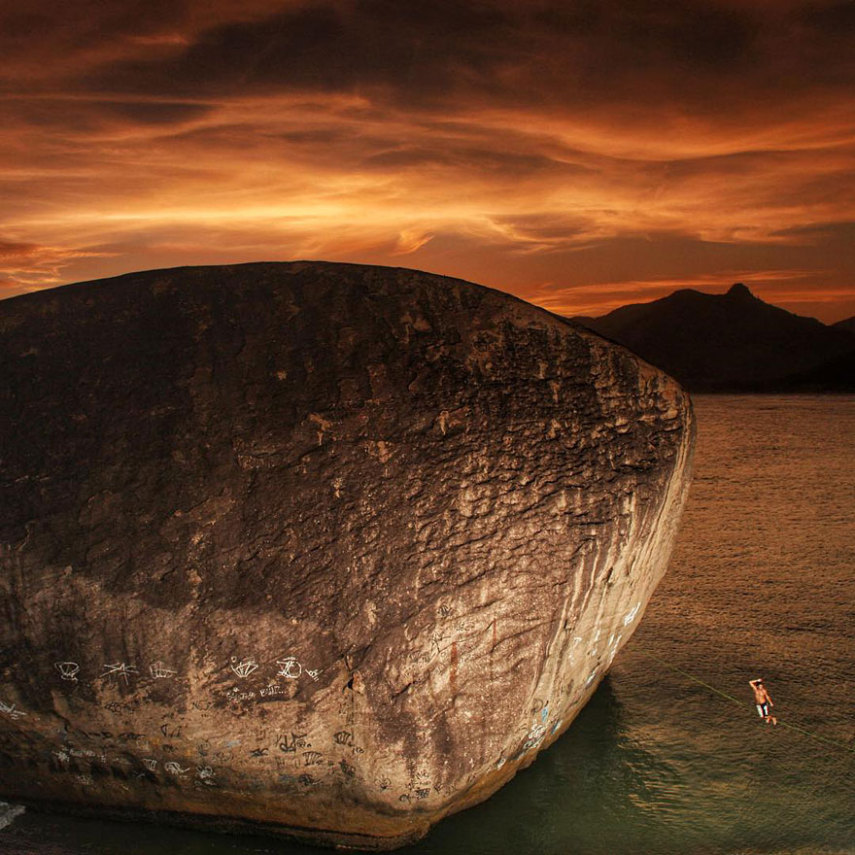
1, 0, 854, 320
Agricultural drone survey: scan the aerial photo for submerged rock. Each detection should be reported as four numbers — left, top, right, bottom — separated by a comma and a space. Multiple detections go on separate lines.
0, 262, 693, 849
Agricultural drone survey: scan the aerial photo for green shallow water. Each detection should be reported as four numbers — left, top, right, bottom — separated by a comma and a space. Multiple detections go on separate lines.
3, 395, 854, 854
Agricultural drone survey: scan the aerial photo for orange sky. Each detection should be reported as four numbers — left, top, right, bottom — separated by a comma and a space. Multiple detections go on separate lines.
1, 0, 854, 322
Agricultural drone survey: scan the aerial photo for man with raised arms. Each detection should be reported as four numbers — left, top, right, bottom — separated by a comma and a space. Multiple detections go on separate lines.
749, 677, 777, 725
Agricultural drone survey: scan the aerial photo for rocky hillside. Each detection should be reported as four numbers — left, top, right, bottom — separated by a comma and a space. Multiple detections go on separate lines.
573, 283, 855, 392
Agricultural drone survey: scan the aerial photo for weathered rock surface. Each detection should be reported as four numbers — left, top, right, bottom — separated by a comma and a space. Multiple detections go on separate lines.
0, 262, 694, 848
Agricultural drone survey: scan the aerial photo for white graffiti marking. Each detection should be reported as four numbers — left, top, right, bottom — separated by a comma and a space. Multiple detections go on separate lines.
306, 669, 321, 682
523, 723, 547, 752
259, 683, 284, 697
69, 748, 95, 759
0, 700, 27, 721
230, 688, 255, 702
231, 659, 259, 679
149, 662, 177, 679
55, 661, 80, 682
164, 761, 190, 775
276, 657, 302, 679
101, 663, 139, 683
623, 602, 641, 626
143, 758, 158, 772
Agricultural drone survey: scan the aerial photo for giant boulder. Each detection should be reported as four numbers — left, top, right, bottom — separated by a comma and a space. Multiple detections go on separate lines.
0, 262, 694, 848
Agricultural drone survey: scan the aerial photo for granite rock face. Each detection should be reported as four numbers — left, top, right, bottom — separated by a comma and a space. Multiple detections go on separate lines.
0, 262, 694, 848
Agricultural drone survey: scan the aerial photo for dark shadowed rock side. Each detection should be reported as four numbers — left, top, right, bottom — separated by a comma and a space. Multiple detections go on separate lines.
0, 262, 694, 849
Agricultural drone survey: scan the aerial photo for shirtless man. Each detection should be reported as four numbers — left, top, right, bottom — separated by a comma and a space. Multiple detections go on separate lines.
749, 677, 777, 725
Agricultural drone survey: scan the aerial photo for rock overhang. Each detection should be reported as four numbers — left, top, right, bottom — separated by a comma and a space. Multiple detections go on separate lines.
0, 261, 694, 848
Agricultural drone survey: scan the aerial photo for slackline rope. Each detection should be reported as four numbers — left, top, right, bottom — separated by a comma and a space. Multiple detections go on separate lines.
635, 648, 855, 755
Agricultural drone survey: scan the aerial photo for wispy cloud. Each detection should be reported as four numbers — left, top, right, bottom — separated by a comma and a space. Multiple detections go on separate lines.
0, 237, 117, 295
1, 1, 853, 321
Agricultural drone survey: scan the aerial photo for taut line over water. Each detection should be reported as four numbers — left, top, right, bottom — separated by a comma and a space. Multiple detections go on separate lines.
636, 648, 855, 756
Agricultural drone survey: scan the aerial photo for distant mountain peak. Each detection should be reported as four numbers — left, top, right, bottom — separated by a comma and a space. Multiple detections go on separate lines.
572, 282, 855, 392
726, 282, 754, 300
832, 315, 855, 335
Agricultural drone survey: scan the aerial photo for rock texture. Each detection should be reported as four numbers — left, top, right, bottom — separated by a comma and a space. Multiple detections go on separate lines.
0, 262, 694, 849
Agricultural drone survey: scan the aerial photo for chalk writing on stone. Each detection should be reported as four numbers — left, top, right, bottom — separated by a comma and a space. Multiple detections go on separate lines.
149, 662, 177, 679
230, 659, 259, 679
276, 657, 302, 679
164, 762, 189, 775
259, 683, 284, 697
55, 661, 80, 682
160, 723, 182, 739
101, 663, 138, 683
0, 699, 27, 721
230, 687, 256, 702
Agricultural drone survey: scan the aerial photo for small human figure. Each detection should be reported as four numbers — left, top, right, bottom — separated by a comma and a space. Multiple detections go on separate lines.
749, 677, 777, 725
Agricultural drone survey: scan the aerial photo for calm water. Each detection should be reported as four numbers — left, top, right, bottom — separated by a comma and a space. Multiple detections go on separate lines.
3, 395, 854, 855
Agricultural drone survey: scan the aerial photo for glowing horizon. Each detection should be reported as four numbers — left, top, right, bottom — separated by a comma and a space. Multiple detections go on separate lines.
1, 1, 853, 323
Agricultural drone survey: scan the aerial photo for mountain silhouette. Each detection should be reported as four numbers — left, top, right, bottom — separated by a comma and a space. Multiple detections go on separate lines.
832, 316, 855, 335
573, 283, 855, 392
